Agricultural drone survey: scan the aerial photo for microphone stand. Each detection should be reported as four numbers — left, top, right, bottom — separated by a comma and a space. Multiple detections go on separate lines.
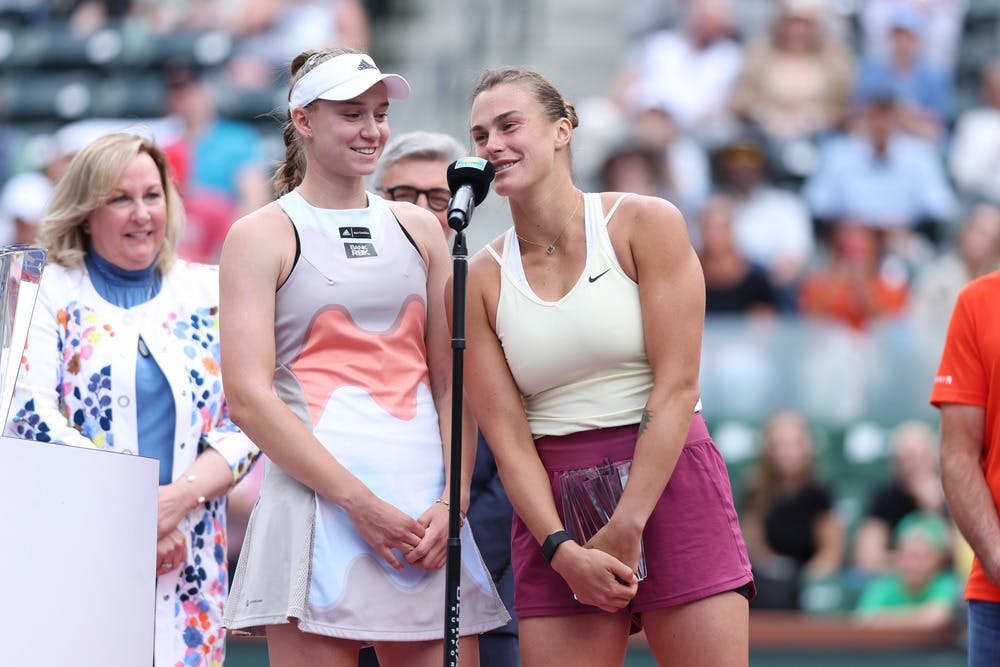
444, 216, 468, 667
441, 157, 493, 667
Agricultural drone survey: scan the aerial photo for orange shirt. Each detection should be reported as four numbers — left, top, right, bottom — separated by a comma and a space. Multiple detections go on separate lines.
798, 270, 908, 330
930, 270, 1000, 602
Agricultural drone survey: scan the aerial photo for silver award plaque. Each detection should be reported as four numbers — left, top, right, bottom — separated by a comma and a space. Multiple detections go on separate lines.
0, 245, 47, 428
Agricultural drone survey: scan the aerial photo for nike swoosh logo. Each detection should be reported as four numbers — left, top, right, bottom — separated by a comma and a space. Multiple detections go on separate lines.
588, 269, 611, 283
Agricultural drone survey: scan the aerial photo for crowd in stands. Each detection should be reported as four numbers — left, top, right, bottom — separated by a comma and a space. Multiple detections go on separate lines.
2, 0, 995, 312
0, 0, 377, 261
595, 0, 993, 633
589, 0, 994, 336
2, 0, 998, 645
729, 409, 966, 632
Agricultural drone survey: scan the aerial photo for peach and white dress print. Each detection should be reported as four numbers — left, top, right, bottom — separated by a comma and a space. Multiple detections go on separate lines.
223, 191, 509, 641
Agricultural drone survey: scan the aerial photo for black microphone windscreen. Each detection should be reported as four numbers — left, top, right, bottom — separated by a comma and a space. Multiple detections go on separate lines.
447, 158, 496, 206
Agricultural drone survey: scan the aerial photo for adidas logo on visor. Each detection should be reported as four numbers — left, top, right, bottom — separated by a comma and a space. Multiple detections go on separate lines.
358, 59, 377, 71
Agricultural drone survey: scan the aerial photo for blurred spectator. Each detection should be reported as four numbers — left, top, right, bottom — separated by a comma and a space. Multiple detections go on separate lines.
0, 171, 49, 246
851, 421, 947, 580
798, 222, 909, 330
713, 136, 815, 310
730, 0, 854, 148
859, 0, 967, 76
61, 0, 133, 35
854, 4, 954, 143
628, 103, 712, 217
612, 0, 743, 146
596, 140, 667, 198
593, 112, 711, 223
948, 59, 1000, 206
623, 0, 798, 44
125, 0, 225, 33
225, 0, 371, 90
854, 511, 960, 630
121, 1, 371, 90
698, 193, 779, 315
161, 61, 272, 263
911, 202, 1000, 332
0, 125, 83, 246
802, 94, 957, 241
621, 0, 691, 38
741, 409, 846, 609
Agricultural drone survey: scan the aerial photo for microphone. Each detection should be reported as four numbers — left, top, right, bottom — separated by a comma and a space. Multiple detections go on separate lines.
447, 157, 495, 231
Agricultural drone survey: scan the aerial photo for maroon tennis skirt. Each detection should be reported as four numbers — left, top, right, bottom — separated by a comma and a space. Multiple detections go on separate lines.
511, 414, 755, 622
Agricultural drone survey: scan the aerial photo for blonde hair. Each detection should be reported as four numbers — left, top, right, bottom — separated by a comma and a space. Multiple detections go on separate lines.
39, 132, 183, 272
273, 46, 361, 197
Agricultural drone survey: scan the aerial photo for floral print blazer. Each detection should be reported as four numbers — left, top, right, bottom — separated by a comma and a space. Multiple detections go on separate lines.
6, 260, 259, 667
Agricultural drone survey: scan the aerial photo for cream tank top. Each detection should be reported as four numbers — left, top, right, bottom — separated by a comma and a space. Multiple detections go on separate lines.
487, 193, 701, 438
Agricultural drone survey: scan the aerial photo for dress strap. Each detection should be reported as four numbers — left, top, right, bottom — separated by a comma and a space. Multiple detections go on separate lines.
603, 193, 631, 226
485, 244, 502, 266
499, 227, 534, 291
586, 192, 631, 261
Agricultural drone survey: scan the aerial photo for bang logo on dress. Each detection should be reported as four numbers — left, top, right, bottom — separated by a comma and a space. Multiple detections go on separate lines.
344, 242, 377, 258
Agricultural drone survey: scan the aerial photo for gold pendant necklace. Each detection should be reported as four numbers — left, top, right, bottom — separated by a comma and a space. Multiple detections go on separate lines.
516, 191, 582, 255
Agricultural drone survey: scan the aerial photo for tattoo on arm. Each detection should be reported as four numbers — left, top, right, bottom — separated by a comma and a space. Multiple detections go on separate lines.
638, 409, 652, 438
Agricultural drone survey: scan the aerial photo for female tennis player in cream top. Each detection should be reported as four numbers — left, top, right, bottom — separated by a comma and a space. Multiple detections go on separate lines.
464, 67, 753, 667
487, 191, 702, 437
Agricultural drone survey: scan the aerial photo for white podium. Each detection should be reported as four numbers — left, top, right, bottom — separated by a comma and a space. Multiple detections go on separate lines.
0, 435, 158, 666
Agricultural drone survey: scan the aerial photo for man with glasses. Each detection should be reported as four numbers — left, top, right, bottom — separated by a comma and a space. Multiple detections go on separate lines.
366, 130, 519, 667
373, 131, 465, 237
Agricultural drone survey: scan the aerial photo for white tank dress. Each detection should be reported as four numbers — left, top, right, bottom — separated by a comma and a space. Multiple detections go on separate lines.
223, 190, 510, 641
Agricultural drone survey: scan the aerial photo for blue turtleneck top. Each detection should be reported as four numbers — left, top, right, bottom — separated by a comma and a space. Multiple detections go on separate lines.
85, 250, 174, 484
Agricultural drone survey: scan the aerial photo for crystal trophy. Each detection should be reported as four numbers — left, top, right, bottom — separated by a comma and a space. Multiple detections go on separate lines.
0, 245, 47, 429
560, 458, 648, 581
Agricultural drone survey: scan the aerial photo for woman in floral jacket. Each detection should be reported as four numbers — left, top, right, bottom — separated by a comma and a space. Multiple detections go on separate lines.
5, 132, 259, 667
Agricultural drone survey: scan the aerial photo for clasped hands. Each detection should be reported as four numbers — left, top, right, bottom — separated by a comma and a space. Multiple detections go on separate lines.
553, 523, 641, 613
347, 494, 456, 571
156, 484, 191, 575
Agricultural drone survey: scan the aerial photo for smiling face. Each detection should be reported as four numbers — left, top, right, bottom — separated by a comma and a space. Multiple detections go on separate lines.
84, 151, 167, 271
300, 83, 391, 179
470, 81, 569, 198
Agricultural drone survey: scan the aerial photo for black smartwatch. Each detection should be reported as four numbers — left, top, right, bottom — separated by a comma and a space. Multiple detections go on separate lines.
541, 530, 573, 564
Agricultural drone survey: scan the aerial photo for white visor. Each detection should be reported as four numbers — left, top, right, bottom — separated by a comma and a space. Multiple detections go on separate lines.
288, 53, 411, 111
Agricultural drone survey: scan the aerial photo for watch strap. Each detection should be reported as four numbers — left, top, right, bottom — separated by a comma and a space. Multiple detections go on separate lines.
541, 530, 573, 564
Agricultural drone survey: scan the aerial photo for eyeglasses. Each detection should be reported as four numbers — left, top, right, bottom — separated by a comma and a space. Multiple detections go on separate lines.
379, 185, 452, 212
